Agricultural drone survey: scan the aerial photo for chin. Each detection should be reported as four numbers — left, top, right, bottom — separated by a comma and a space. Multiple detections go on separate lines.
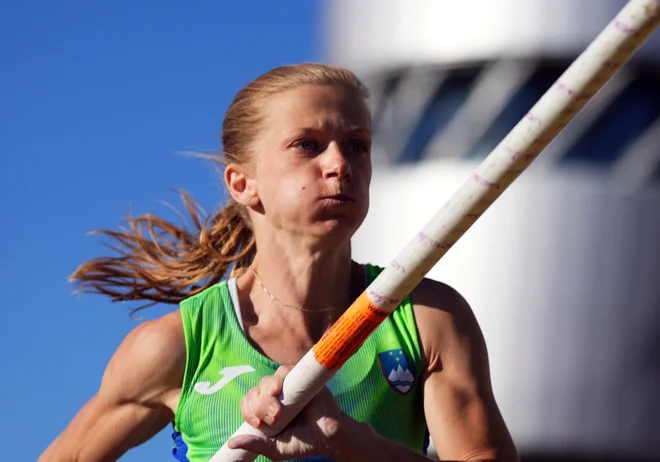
310, 218, 360, 244
304, 204, 368, 242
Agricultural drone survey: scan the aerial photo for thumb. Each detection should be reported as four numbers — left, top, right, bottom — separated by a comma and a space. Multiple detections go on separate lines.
226, 434, 279, 460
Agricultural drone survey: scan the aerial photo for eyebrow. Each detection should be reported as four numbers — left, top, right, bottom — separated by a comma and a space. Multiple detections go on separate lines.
346, 126, 372, 135
289, 126, 372, 135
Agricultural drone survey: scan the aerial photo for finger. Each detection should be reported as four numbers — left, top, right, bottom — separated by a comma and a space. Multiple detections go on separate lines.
240, 391, 261, 428
263, 365, 292, 396
302, 386, 343, 436
263, 368, 292, 421
245, 384, 281, 426
274, 364, 293, 380
259, 374, 283, 397
226, 435, 282, 461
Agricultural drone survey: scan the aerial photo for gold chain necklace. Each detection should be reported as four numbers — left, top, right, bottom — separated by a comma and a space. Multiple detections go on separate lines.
249, 266, 349, 313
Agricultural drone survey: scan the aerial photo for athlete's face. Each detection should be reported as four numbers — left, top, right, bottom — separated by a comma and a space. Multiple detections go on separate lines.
244, 84, 372, 244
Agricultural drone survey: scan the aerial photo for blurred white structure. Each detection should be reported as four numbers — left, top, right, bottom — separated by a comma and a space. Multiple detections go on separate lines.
325, 0, 660, 459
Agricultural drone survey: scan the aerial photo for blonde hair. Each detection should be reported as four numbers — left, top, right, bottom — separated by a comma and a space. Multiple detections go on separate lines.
70, 63, 370, 313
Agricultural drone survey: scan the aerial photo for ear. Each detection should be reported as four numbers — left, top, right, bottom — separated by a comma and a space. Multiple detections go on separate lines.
225, 164, 260, 207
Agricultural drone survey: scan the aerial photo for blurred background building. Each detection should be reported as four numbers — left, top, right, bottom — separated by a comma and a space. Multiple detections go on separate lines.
324, 0, 660, 460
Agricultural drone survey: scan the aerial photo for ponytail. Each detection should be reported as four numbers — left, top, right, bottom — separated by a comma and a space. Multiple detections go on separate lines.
70, 191, 255, 314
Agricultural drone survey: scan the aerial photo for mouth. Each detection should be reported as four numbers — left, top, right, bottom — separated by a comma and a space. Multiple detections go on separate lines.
320, 193, 354, 203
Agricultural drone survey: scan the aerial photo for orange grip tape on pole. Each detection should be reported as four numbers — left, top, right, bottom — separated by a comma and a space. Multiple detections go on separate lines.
313, 292, 389, 369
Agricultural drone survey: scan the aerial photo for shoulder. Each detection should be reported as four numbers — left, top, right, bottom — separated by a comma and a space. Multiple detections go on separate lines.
182, 281, 228, 305
178, 282, 231, 344
409, 278, 486, 375
120, 311, 185, 367
410, 277, 473, 322
100, 310, 186, 406
179, 282, 229, 319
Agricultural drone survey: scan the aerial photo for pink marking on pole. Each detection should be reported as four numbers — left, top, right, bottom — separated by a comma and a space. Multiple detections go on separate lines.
504, 145, 522, 160
391, 260, 406, 273
525, 112, 543, 126
366, 289, 400, 306
505, 146, 535, 161
474, 172, 501, 189
417, 232, 452, 249
613, 19, 639, 35
555, 82, 577, 96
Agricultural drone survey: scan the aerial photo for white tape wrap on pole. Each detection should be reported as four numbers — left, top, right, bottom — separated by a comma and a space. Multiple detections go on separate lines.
212, 1, 660, 460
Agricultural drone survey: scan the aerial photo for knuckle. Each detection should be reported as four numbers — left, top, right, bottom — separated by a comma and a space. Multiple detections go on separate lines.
277, 365, 292, 375
239, 398, 249, 417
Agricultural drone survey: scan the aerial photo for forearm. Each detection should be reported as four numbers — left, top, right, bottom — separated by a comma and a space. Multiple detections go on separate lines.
38, 435, 121, 462
38, 435, 65, 462
324, 416, 431, 462
324, 415, 512, 462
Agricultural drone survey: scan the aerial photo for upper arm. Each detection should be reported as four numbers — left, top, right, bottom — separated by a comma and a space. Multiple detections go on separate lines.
40, 311, 186, 462
412, 280, 519, 462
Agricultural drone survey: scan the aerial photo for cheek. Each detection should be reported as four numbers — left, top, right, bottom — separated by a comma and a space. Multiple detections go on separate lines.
260, 174, 311, 212
356, 163, 372, 192
291, 170, 317, 196
294, 182, 314, 206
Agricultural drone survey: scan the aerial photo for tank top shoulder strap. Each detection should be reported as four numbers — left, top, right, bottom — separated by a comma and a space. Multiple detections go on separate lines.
177, 282, 237, 415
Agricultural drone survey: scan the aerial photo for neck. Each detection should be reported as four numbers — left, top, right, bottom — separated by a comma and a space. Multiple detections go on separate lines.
238, 222, 363, 342
249, 241, 355, 313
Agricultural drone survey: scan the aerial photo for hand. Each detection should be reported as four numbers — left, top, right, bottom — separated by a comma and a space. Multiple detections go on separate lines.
226, 365, 345, 460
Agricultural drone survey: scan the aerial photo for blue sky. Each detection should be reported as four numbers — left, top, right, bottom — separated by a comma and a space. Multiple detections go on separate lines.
1, 1, 322, 459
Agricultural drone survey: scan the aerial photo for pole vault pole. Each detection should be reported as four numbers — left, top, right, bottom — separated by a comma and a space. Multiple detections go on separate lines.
213, 1, 660, 459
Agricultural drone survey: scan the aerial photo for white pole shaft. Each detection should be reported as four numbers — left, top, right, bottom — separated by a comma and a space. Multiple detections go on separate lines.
213, 1, 660, 460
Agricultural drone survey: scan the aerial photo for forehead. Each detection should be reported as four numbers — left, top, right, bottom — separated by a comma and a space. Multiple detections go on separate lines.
262, 84, 371, 133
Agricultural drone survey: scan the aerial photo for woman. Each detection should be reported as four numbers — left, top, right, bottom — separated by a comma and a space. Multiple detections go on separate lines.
40, 64, 519, 462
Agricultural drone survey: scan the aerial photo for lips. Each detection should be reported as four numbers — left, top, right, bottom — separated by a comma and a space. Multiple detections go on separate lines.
320, 193, 354, 202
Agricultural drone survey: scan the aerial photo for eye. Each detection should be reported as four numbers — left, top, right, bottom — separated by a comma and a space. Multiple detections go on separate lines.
346, 139, 370, 155
293, 139, 321, 153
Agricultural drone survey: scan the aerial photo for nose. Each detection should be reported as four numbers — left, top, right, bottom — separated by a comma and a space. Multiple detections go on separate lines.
322, 142, 352, 180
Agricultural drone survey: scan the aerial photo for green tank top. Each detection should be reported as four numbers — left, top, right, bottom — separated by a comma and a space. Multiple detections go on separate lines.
172, 264, 428, 461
